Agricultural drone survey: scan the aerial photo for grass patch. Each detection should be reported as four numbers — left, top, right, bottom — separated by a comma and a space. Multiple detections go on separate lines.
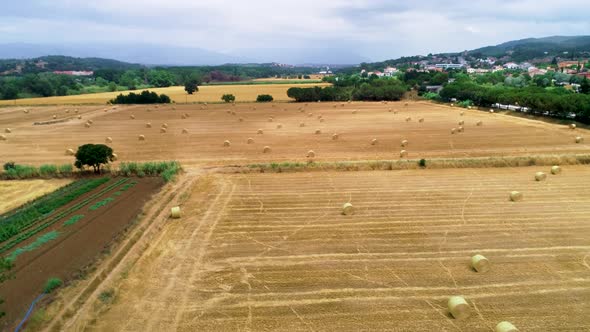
119, 161, 180, 182
98, 289, 115, 304
89, 197, 115, 211
63, 214, 84, 226
7, 231, 60, 261
43, 277, 63, 294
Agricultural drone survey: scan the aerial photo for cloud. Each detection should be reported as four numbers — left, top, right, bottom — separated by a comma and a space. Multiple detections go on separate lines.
0, 0, 588, 63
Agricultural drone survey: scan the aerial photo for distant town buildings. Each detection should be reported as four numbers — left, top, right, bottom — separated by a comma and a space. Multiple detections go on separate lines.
435, 64, 464, 70
53, 71, 94, 76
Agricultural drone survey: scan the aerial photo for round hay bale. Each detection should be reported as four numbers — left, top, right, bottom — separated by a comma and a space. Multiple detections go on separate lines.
226, 110, 231, 114
534, 172, 547, 181
342, 203, 354, 215
4, 128, 12, 133
308, 113, 313, 118
146, 123, 152, 128
182, 128, 189, 134
401, 140, 409, 147
0, 135, 6, 141
307, 150, 316, 158
239, 117, 244, 122
448, 296, 470, 320
184, 113, 190, 118
299, 123, 305, 128
65, 148, 75, 155
341, 103, 345, 107
160, 128, 167, 133
509, 191, 523, 202
400, 150, 408, 158
451, 104, 455, 107
87, 119, 94, 124
263, 146, 271, 153
257, 129, 264, 134
84, 122, 91, 128
495, 321, 518, 332
575, 136, 584, 144
77, 115, 82, 120
404, 102, 409, 107
161, 123, 168, 129
66, 109, 70, 113
138, 135, 146, 141
231, 111, 236, 116
458, 120, 465, 125
352, 110, 358, 114
53, 114, 57, 119
451, 128, 456, 134
551, 165, 562, 175
458, 126, 464, 133
247, 138, 254, 144
74, 109, 79, 113
489, 109, 495, 113
268, 117, 274, 122
570, 123, 576, 130
170, 206, 181, 219
468, 106, 472, 109
223, 140, 231, 147
181, 114, 187, 119
130, 115, 136, 120
105, 137, 113, 143
405, 117, 411, 122
393, 109, 399, 114
332, 133, 339, 140
317, 115, 323, 120
319, 118, 325, 123
277, 123, 283, 129
471, 254, 490, 273
24, 109, 30, 114
371, 138, 378, 145
111, 153, 118, 161
315, 129, 322, 135
476, 121, 483, 126
460, 111, 464, 116
388, 108, 392, 112
419, 118, 424, 123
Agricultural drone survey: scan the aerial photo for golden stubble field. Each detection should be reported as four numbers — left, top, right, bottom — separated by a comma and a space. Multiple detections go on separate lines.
0, 101, 588, 168
0, 83, 329, 106
0, 179, 72, 214
66, 167, 590, 331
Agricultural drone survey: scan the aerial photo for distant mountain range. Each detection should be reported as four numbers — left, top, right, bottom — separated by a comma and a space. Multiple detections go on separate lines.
0, 42, 368, 66
467, 36, 590, 62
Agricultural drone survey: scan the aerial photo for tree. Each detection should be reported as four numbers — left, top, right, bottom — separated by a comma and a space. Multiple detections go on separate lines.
256, 94, 274, 102
221, 94, 236, 103
108, 82, 117, 92
581, 77, 590, 94
184, 79, 200, 95
74, 144, 114, 173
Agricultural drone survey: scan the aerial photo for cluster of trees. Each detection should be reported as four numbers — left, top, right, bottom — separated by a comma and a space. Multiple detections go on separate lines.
109, 91, 171, 104
256, 94, 274, 102
0, 73, 81, 99
439, 76, 590, 123
288, 77, 407, 102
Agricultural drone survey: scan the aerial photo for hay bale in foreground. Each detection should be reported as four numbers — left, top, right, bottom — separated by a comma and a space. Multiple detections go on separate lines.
451, 128, 456, 134
371, 138, 378, 145
223, 140, 231, 147
263, 146, 271, 153
84, 122, 91, 128
268, 117, 274, 122
130, 115, 135, 120
277, 123, 283, 129
299, 123, 305, 127
77, 115, 82, 119
570, 124, 576, 130
53, 115, 57, 119
257, 129, 264, 134
342, 203, 354, 215
551, 166, 562, 175
460, 111, 464, 116
315, 129, 322, 135
182, 128, 188, 134
138, 135, 146, 141
458, 120, 465, 125
401, 140, 408, 147
388, 108, 393, 112
24, 109, 30, 114
405, 117, 411, 122
419, 118, 424, 123
448, 296, 470, 320
105, 137, 113, 143
161, 123, 168, 128
535, 172, 547, 181
476, 121, 483, 126
307, 150, 315, 158
332, 133, 339, 140
510, 191, 523, 202
319, 118, 325, 123
239, 117, 244, 122
4, 128, 11, 133
495, 321, 518, 332
111, 153, 118, 161
247, 138, 254, 144
65, 148, 75, 155
400, 150, 408, 158
145, 122, 152, 128
170, 206, 181, 219
352, 110, 358, 114
575, 136, 584, 144
458, 126, 464, 133
471, 254, 490, 273
0, 135, 6, 141
308, 113, 313, 118
160, 128, 167, 133
87, 119, 94, 124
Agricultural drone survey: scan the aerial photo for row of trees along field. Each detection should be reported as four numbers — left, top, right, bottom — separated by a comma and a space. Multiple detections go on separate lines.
289, 76, 408, 102
0, 61, 318, 100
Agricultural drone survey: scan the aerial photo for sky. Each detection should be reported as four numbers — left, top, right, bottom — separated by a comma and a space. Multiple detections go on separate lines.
1, 0, 589, 64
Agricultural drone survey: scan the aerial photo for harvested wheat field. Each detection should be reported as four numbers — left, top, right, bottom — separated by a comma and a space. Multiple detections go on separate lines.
0, 102, 588, 168
0, 179, 72, 214
0, 83, 329, 106
66, 166, 590, 331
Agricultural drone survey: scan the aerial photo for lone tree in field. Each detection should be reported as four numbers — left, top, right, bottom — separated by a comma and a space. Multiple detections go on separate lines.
184, 78, 200, 95
256, 94, 274, 102
221, 94, 236, 103
74, 144, 115, 174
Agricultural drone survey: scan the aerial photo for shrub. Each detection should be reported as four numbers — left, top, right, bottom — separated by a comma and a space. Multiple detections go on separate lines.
58, 164, 73, 176
99, 289, 115, 304
457, 100, 474, 108
39, 164, 58, 178
109, 90, 171, 104
256, 94, 274, 102
3, 162, 15, 171
221, 94, 236, 103
419, 159, 427, 168
43, 277, 62, 294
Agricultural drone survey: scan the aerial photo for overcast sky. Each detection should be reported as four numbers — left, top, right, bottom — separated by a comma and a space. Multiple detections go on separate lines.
1, 0, 589, 63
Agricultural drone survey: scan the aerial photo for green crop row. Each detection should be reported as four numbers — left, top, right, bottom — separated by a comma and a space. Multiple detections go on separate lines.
118, 161, 180, 182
